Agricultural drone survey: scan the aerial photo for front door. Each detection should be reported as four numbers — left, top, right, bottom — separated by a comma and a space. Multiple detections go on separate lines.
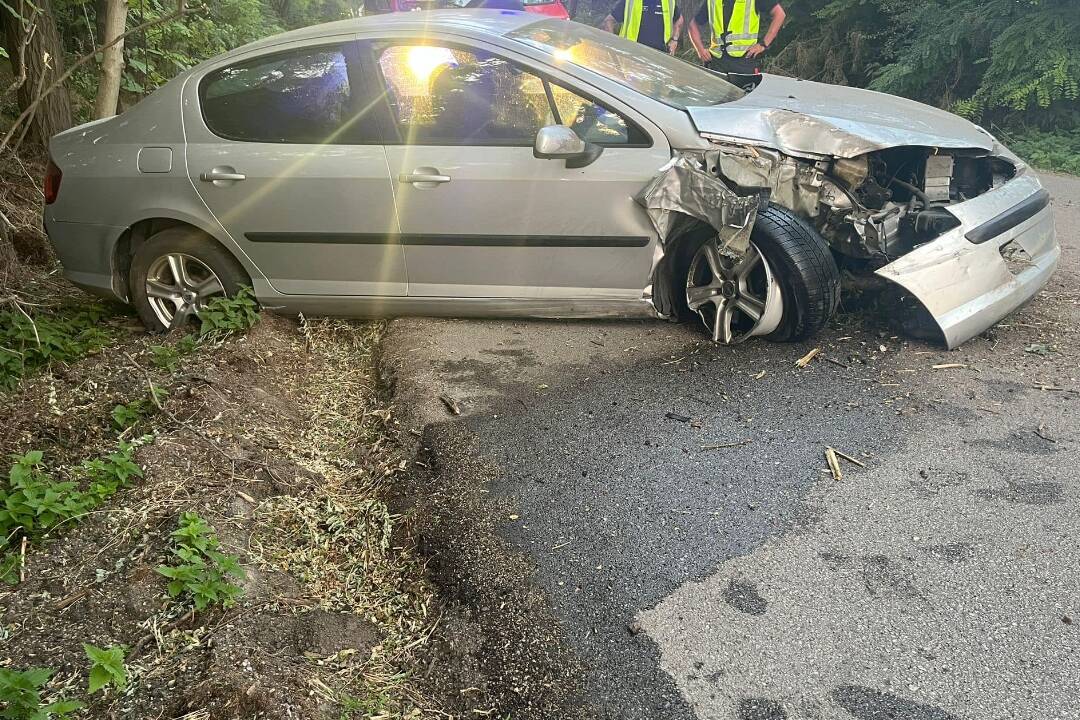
184, 38, 406, 296
370, 41, 671, 299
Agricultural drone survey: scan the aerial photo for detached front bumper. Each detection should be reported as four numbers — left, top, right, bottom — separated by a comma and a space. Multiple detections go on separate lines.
876, 171, 1058, 349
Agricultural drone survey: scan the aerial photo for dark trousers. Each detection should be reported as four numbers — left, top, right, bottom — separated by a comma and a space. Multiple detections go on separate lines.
706, 53, 760, 75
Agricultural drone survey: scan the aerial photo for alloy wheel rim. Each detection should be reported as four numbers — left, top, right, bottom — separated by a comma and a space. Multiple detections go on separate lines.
686, 238, 784, 344
145, 253, 224, 331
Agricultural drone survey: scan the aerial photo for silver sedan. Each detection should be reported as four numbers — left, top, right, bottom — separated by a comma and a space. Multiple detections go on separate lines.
43, 11, 1058, 347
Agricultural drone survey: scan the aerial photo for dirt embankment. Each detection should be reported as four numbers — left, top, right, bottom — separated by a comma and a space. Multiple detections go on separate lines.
1, 308, 444, 718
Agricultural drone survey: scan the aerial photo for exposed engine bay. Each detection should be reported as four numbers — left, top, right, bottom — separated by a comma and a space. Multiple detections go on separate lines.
695, 142, 1018, 264
635, 130, 1055, 350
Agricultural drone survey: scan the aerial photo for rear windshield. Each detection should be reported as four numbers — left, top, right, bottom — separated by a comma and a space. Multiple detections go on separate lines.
506, 20, 744, 110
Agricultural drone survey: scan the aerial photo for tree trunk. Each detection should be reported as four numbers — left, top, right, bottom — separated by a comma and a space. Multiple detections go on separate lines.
92, 0, 127, 119
1, 0, 73, 145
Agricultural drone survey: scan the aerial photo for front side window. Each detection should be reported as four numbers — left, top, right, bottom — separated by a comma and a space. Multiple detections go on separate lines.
201, 47, 353, 144
378, 45, 553, 145
549, 83, 632, 145
375, 44, 645, 146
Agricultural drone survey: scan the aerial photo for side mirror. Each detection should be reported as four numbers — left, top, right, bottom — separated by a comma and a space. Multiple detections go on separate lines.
533, 125, 604, 169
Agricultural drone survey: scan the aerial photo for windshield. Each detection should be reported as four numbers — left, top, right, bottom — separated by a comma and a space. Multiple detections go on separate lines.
506, 20, 744, 109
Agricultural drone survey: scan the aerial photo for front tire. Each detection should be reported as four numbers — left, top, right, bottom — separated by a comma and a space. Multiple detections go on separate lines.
673, 204, 840, 343
129, 228, 250, 333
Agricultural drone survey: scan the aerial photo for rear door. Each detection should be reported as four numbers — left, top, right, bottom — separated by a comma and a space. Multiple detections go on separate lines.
368, 39, 671, 299
183, 38, 406, 296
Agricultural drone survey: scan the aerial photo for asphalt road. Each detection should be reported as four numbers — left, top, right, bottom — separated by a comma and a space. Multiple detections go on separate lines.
384, 173, 1080, 719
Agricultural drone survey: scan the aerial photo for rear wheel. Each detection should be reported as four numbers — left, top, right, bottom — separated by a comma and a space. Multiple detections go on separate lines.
675, 204, 840, 343
129, 228, 249, 333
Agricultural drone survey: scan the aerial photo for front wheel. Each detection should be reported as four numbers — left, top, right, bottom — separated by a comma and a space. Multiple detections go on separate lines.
129, 228, 250, 333
676, 204, 841, 344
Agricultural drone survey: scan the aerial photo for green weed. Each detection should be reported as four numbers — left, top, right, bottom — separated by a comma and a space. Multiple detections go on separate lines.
156, 512, 244, 610
1006, 129, 1080, 175
110, 387, 168, 430
0, 667, 81, 720
0, 444, 143, 584
0, 304, 114, 392
148, 335, 198, 372
197, 287, 259, 340
82, 644, 128, 694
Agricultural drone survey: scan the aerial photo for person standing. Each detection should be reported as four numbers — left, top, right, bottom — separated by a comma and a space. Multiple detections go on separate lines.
602, 0, 684, 55
688, 0, 786, 75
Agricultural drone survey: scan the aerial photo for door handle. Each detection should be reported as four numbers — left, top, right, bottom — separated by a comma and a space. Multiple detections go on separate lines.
398, 173, 451, 184
200, 167, 246, 182
398, 166, 451, 188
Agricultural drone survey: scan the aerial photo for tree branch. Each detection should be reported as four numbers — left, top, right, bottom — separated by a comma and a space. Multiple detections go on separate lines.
1, 0, 186, 155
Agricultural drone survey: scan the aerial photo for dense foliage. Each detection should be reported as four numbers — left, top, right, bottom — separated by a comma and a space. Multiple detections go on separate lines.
769, 0, 1079, 170
51, 0, 356, 121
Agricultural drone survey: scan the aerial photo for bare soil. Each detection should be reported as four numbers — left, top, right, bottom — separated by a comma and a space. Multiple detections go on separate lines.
0, 305, 444, 718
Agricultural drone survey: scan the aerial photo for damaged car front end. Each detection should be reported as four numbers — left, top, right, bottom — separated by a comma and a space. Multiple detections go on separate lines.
664, 74, 1059, 348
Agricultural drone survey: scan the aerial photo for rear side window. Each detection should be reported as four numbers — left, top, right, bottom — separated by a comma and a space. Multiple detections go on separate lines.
200, 47, 353, 143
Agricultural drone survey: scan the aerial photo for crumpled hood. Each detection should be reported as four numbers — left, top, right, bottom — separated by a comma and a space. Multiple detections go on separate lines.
687, 74, 995, 158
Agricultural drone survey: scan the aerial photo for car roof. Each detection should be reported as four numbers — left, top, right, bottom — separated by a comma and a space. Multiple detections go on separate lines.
230, 9, 545, 55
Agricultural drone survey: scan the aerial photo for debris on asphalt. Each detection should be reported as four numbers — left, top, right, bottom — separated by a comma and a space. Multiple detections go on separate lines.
439, 394, 462, 415
1032, 383, 1078, 393
823, 356, 849, 368
1034, 425, 1056, 443
825, 447, 843, 481
509, 514, 520, 520
1024, 343, 1052, 356
701, 440, 753, 450
795, 348, 821, 368
932, 363, 967, 370
666, 412, 692, 423
832, 449, 867, 467
753, 370, 767, 379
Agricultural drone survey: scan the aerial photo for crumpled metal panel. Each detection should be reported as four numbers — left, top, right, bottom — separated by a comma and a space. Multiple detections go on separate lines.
710, 147, 826, 218
688, 74, 995, 159
636, 152, 758, 255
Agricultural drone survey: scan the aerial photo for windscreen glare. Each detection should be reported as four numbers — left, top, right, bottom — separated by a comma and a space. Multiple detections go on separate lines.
506, 20, 744, 109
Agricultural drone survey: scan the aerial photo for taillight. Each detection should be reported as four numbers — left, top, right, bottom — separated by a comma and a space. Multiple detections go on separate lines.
44, 159, 62, 205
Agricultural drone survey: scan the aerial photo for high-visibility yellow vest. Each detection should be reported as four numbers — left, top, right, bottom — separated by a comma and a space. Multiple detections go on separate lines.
619, 0, 674, 44
706, 0, 761, 58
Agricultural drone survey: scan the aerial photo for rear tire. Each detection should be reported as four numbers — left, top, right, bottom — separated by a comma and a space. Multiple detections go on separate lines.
672, 204, 840, 343
129, 228, 250, 333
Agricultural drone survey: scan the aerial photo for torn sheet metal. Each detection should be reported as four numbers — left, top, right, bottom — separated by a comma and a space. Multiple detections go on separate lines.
708, 146, 826, 218
636, 152, 758, 255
